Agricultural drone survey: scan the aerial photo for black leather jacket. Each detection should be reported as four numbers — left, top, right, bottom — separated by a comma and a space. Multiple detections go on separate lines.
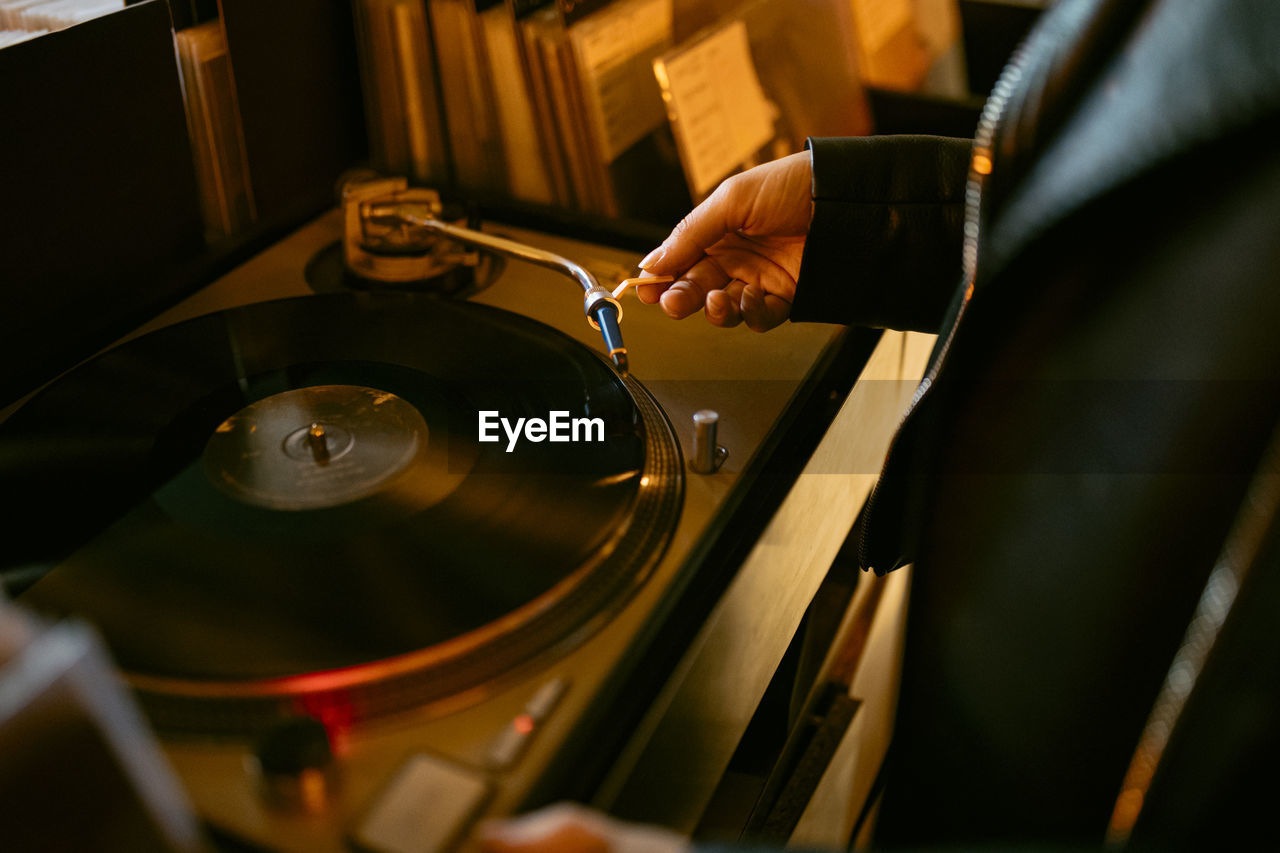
791, 0, 1280, 846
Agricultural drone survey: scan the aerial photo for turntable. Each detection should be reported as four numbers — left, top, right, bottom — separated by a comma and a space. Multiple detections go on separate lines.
0, 200, 929, 851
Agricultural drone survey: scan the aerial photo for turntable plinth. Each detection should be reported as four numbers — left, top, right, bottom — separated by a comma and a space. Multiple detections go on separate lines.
1, 211, 927, 852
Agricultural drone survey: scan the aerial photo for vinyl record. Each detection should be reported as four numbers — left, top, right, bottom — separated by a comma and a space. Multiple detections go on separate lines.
2, 293, 682, 732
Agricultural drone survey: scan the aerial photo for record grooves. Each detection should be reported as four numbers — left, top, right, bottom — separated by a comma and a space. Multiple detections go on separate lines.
4, 293, 683, 734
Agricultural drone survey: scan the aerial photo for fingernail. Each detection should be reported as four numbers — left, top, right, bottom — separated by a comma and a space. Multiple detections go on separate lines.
706, 299, 723, 318
639, 245, 666, 270
660, 289, 688, 316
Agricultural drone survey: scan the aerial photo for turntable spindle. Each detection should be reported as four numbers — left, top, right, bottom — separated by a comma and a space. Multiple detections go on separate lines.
306, 423, 330, 463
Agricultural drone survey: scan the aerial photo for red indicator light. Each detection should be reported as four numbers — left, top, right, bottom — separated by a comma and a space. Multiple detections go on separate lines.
513, 714, 535, 735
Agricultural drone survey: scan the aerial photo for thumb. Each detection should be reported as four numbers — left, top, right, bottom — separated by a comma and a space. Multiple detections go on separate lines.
477, 804, 690, 853
641, 179, 744, 275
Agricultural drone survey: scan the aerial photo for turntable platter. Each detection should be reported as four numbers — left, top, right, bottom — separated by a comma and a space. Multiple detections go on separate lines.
2, 293, 682, 732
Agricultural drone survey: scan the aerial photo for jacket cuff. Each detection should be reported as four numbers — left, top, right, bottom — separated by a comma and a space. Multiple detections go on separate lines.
792, 135, 972, 332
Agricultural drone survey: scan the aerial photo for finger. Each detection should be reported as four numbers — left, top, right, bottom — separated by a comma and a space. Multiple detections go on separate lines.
640, 178, 744, 275
479, 804, 691, 853
659, 256, 731, 319
739, 284, 793, 332
477, 805, 610, 853
618, 273, 675, 305
479, 822, 607, 853
658, 281, 703, 319
704, 243, 798, 305
705, 280, 744, 328
635, 280, 669, 304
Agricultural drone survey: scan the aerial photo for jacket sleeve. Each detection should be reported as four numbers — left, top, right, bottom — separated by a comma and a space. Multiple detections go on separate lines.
790, 135, 972, 332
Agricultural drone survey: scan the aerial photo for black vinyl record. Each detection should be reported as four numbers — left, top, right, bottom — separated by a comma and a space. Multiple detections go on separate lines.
2, 293, 682, 732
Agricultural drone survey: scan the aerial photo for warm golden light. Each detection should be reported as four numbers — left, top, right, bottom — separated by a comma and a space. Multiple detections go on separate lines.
973, 154, 993, 175
1106, 787, 1146, 845
298, 768, 328, 813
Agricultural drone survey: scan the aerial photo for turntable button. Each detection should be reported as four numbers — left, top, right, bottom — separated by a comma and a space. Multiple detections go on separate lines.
487, 678, 569, 768
487, 719, 533, 768
523, 676, 568, 721
352, 754, 489, 853
252, 718, 335, 812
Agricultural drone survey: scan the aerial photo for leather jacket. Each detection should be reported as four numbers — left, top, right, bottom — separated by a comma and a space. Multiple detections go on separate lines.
790, 0, 1280, 845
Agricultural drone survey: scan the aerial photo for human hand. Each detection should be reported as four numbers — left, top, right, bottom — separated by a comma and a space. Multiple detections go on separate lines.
477, 803, 691, 853
637, 151, 812, 331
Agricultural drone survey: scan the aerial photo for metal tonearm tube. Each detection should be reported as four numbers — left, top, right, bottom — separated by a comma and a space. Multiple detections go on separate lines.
360, 201, 629, 375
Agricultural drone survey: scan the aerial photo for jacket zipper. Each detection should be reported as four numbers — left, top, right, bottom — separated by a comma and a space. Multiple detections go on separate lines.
857, 41, 1034, 570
